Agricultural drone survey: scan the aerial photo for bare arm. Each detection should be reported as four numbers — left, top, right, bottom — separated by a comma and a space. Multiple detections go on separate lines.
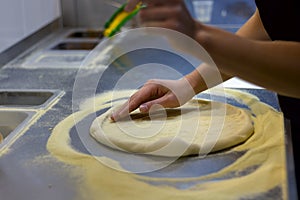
193, 9, 300, 98
186, 9, 272, 94
111, 2, 300, 121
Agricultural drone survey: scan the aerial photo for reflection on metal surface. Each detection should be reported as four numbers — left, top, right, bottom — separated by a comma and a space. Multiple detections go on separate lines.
0, 110, 35, 147
0, 111, 30, 138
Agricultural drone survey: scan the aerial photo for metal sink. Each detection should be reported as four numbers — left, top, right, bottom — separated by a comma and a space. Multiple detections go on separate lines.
0, 110, 35, 147
67, 30, 103, 39
0, 90, 64, 147
51, 41, 99, 50
0, 90, 64, 108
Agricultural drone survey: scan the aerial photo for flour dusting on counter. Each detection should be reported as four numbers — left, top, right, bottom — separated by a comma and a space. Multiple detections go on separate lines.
47, 89, 287, 200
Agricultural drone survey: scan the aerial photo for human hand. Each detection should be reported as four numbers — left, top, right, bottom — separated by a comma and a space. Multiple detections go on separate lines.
124, 0, 199, 38
124, 0, 140, 12
110, 78, 195, 121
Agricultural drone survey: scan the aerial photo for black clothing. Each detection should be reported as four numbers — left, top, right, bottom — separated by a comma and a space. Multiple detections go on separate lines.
255, 0, 300, 196
255, 0, 300, 42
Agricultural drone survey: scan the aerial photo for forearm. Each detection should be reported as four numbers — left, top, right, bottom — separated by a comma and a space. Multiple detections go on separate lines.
183, 10, 265, 95
185, 63, 232, 94
195, 24, 300, 98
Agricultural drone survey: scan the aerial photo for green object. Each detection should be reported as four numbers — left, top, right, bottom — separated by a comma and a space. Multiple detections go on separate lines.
104, 3, 145, 37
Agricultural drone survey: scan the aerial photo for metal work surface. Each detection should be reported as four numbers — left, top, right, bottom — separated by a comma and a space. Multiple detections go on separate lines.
0, 26, 295, 200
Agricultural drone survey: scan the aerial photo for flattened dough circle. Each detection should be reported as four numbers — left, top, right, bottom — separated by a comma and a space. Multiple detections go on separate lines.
90, 99, 254, 157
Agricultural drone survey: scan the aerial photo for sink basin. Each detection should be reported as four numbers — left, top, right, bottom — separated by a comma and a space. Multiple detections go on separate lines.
0, 110, 34, 147
0, 90, 64, 108
67, 30, 104, 39
51, 41, 99, 50
0, 90, 64, 147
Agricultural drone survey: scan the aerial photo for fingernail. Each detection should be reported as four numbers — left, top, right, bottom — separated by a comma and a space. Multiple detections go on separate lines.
110, 111, 118, 122
110, 114, 116, 122
139, 104, 148, 112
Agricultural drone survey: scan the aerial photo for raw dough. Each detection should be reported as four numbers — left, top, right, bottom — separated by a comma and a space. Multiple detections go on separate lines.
48, 89, 286, 199
90, 99, 254, 157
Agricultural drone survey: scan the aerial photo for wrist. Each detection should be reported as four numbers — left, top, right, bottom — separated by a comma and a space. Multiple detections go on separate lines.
185, 71, 206, 94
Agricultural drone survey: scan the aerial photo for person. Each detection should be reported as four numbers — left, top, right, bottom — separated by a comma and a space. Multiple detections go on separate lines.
110, 0, 300, 195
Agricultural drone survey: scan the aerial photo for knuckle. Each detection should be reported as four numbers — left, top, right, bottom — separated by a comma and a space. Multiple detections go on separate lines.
129, 95, 137, 104
145, 79, 157, 86
128, 98, 138, 110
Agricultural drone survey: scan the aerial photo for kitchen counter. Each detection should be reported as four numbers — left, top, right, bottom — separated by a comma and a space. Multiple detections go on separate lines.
0, 28, 296, 200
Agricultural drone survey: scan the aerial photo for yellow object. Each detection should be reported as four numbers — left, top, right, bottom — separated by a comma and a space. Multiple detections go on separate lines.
103, 3, 143, 37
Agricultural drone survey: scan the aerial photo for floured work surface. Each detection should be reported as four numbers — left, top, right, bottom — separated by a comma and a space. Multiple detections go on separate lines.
47, 89, 288, 200
90, 99, 254, 157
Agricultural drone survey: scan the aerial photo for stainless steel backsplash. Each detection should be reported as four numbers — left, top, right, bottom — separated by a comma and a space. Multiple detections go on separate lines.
61, 0, 126, 28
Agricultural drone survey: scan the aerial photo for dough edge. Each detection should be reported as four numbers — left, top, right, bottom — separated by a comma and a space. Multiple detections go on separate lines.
90, 100, 254, 157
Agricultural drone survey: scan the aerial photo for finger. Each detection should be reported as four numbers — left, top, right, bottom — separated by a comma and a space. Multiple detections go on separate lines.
141, 0, 183, 6
139, 93, 179, 113
124, 0, 141, 12
111, 85, 159, 121
139, 7, 177, 22
110, 101, 129, 121
113, 96, 142, 120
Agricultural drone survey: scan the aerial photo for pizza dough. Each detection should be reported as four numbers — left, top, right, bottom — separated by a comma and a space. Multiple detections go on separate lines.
90, 99, 254, 157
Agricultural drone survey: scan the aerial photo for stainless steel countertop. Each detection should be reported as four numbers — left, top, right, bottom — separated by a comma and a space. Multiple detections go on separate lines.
0, 27, 296, 200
